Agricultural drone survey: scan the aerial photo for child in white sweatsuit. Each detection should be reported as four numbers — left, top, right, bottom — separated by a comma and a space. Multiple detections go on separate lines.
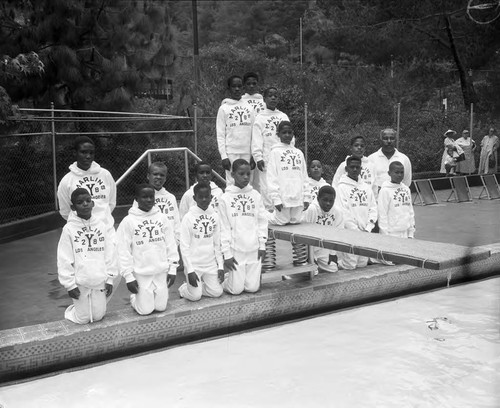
179, 162, 224, 219
332, 136, 376, 197
117, 184, 179, 315
267, 120, 310, 225
217, 75, 255, 185
251, 86, 291, 208
301, 185, 345, 273
178, 182, 224, 301
57, 188, 116, 324
336, 156, 377, 270
57, 136, 116, 230
307, 159, 329, 202
241, 72, 266, 115
131, 161, 181, 244
378, 161, 415, 238
219, 159, 268, 295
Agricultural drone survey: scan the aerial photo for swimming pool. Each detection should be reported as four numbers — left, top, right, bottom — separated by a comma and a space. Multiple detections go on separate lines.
1, 277, 498, 408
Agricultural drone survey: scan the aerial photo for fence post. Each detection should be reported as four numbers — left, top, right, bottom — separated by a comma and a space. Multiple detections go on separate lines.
469, 102, 474, 138
51, 102, 58, 211
396, 102, 401, 150
304, 102, 308, 165
193, 102, 198, 155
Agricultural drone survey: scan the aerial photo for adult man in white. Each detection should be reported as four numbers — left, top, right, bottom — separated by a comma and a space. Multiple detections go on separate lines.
368, 128, 412, 199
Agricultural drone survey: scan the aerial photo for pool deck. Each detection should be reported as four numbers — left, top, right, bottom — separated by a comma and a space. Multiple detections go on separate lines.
0, 186, 499, 383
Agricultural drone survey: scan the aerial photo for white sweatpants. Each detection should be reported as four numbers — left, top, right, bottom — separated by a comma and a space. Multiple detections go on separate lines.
267, 206, 303, 225
225, 153, 253, 186
223, 250, 261, 295
130, 272, 169, 315
314, 248, 339, 273
64, 285, 107, 324
179, 266, 223, 301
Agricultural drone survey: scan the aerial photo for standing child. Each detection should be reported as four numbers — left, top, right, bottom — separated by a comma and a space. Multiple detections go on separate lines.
57, 136, 116, 230
117, 184, 179, 315
179, 161, 224, 219
57, 188, 116, 324
301, 185, 345, 273
219, 159, 268, 295
216, 75, 255, 184
336, 156, 377, 270
307, 160, 329, 202
267, 121, 310, 225
251, 86, 291, 205
378, 161, 415, 239
444, 146, 458, 175
241, 72, 266, 115
332, 136, 375, 196
178, 182, 224, 301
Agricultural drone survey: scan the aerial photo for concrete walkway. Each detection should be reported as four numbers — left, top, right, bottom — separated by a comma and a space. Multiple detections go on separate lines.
0, 186, 498, 331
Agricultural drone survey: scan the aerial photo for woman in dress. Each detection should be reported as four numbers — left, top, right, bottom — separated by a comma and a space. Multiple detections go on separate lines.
440, 129, 463, 174
455, 129, 476, 175
478, 127, 499, 174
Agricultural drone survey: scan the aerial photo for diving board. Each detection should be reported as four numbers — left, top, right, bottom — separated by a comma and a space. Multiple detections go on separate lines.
268, 224, 491, 270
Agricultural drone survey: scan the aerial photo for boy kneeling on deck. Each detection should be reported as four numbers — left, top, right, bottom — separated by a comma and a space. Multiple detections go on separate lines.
57, 188, 117, 324
301, 185, 345, 273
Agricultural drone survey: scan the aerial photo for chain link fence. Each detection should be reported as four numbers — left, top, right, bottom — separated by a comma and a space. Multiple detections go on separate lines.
0, 103, 486, 225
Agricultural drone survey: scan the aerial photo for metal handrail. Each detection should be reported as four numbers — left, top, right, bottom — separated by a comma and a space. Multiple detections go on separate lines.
115, 147, 226, 189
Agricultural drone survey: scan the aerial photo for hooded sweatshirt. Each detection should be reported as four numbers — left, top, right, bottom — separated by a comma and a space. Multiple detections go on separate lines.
241, 92, 266, 115
116, 206, 179, 283
377, 181, 415, 237
301, 199, 345, 260
336, 174, 377, 232
307, 177, 328, 202
267, 143, 310, 207
332, 156, 375, 195
132, 187, 180, 244
179, 181, 224, 219
251, 108, 291, 164
57, 212, 117, 291
180, 205, 223, 274
57, 161, 116, 228
219, 184, 268, 258
216, 98, 255, 159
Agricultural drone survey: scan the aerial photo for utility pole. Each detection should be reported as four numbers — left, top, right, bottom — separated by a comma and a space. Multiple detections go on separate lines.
192, 0, 200, 102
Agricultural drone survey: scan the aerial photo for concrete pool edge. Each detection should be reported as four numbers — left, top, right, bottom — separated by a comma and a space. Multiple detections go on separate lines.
1, 243, 499, 384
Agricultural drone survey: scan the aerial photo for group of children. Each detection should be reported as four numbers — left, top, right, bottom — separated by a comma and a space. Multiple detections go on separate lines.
55, 76, 415, 326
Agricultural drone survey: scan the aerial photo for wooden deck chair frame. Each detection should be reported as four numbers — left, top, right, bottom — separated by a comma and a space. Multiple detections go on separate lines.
446, 176, 472, 202
477, 174, 500, 200
412, 179, 439, 205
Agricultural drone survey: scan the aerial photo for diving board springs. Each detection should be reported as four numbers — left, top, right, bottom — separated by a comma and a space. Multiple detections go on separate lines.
268, 224, 491, 270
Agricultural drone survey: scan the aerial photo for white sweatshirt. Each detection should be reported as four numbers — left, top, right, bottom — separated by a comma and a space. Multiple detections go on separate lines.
116, 206, 179, 283
332, 156, 375, 195
132, 187, 180, 244
377, 181, 415, 237
179, 181, 224, 219
57, 212, 117, 291
307, 177, 328, 202
241, 93, 266, 115
336, 174, 377, 232
216, 98, 255, 159
57, 161, 116, 228
367, 149, 412, 195
251, 108, 291, 163
301, 200, 345, 259
219, 184, 268, 258
267, 143, 310, 207
180, 205, 223, 274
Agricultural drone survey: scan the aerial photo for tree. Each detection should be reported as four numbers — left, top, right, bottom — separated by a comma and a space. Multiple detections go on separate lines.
0, 0, 179, 110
